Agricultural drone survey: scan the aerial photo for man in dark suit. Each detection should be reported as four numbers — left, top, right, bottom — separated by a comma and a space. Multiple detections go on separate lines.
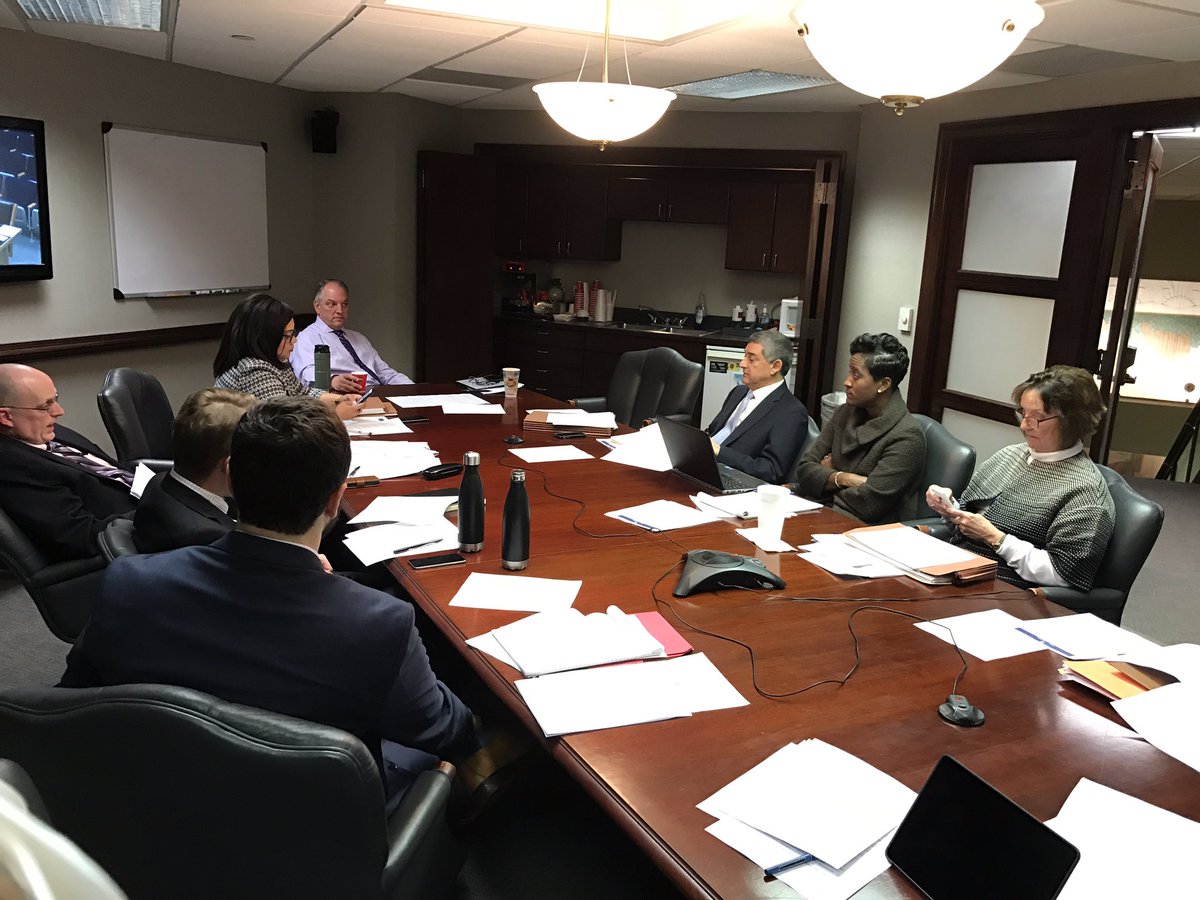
0, 363, 135, 562
62, 396, 484, 798
705, 329, 809, 483
133, 388, 256, 553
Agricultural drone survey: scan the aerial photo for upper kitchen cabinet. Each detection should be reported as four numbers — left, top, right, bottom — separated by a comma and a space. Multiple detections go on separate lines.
607, 177, 729, 225
725, 175, 814, 274
497, 166, 620, 261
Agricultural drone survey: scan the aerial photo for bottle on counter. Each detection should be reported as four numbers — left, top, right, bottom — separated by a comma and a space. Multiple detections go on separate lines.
732, 304, 743, 323
501, 469, 530, 571
695, 292, 706, 326
458, 451, 485, 553
745, 300, 758, 323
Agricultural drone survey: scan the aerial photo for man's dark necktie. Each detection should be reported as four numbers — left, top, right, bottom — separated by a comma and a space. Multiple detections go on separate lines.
332, 330, 381, 385
47, 441, 135, 487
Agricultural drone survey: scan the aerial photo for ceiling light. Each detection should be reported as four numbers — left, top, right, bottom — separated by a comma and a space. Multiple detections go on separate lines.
533, 0, 675, 149
18, 0, 162, 30
669, 70, 836, 100
790, 0, 1044, 115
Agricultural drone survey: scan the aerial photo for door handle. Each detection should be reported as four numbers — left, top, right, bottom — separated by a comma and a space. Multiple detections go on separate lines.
566, 241, 572, 255
761, 252, 767, 267
772, 253, 778, 269
536, 349, 549, 355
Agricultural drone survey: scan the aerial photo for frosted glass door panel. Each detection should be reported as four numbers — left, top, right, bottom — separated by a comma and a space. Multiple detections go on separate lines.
946, 291, 1055, 403
942, 409, 1023, 464
961, 161, 1076, 278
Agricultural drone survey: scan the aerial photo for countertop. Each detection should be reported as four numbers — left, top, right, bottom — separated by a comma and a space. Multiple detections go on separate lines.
496, 313, 760, 348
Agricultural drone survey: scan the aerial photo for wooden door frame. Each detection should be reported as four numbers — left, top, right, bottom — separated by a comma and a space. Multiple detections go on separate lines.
908, 98, 1200, 423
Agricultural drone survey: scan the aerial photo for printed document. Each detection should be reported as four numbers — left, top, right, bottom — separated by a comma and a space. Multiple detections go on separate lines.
1112, 682, 1200, 773
914, 609, 1050, 661
488, 606, 665, 677
605, 499, 721, 532
346, 494, 456, 526
342, 518, 458, 566
448, 571, 581, 613
510, 445, 595, 463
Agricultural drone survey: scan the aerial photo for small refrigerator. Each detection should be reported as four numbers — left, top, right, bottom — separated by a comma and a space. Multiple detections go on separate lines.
701, 344, 798, 427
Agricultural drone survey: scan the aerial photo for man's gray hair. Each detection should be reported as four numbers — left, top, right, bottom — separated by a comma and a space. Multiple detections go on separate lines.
748, 329, 793, 377
314, 279, 349, 302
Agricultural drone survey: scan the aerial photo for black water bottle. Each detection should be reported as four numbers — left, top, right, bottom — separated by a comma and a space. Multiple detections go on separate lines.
501, 469, 530, 571
458, 451, 484, 553
314, 344, 331, 390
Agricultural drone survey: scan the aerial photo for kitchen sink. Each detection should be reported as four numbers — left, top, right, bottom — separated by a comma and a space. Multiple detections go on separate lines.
607, 322, 720, 337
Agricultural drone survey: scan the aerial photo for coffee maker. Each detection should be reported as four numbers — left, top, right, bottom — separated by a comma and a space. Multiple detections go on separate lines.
499, 261, 537, 313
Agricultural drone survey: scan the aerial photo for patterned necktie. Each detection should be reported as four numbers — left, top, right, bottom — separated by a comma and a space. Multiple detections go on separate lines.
47, 441, 135, 487
332, 330, 381, 385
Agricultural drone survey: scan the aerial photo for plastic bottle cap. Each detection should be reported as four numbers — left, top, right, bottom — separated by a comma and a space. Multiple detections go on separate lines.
463, 451, 480, 465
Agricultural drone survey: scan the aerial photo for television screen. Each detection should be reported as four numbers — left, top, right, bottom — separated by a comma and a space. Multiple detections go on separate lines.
0, 115, 52, 283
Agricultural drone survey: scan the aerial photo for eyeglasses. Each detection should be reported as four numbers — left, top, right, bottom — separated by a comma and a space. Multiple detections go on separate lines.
282, 330, 297, 341
1014, 409, 1060, 429
3, 393, 60, 412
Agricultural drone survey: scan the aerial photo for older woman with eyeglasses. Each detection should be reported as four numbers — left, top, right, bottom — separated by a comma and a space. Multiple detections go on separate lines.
213, 293, 362, 419
926, 365, 1114, 592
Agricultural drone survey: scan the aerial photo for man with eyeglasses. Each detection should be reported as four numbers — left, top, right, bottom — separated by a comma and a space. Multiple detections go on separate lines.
0, 363, 136, 562
291, 279, 414, 391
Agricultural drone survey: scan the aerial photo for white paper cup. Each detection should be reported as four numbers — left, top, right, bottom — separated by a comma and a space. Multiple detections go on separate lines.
502, 366, 520, 398
756, 484, 790, 544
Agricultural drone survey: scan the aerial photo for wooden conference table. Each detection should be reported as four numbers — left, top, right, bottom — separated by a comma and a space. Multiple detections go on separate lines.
345, 386, 1200, 900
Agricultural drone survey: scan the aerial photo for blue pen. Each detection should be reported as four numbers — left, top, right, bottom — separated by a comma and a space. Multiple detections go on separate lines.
764, 853, 816, 877
1016, 627, 1073, 658
617, 514, 661, 533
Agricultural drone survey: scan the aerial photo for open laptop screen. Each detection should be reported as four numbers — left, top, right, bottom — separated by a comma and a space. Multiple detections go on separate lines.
886, 756, 1079, 900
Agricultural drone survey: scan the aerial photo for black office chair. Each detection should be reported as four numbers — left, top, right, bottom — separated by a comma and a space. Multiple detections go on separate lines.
1030, 466, 1164, 625
802, 414, 820, 456
910, 414, 976, 519
0, 504, 105, 643
97, 517, 140, 563
96, 368, 174, 470
575, 347, 703, 428
0, 684, 465, 900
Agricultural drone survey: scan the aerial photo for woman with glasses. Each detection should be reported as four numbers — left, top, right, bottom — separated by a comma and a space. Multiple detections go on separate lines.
927, 365, 1114, 591
213, 293, 361, 419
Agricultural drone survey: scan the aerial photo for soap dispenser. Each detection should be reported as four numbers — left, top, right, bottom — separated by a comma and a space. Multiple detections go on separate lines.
695, 292, 706, 326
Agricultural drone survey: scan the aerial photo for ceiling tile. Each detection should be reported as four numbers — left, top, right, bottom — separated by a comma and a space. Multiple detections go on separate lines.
1091, 24, 1200, 61
438, 27, 614, 80
27, 21, 167, 60
0, 5, 24, 29
384, 78, 500, 104
1030, 0, 1200, 44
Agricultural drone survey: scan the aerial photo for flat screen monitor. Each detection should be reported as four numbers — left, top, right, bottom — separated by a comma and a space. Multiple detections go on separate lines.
0, 115, 52, 283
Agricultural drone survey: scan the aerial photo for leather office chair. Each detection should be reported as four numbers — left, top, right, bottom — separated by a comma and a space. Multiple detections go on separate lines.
0, 505, 105, 642
97, 517, 139, 563
575, 346, 703, 428
910, 414, 976, 519
96, 368, 174, 470
0, 684, 465, 900
803, 414, 820, 455
1031, 466, 1164, 625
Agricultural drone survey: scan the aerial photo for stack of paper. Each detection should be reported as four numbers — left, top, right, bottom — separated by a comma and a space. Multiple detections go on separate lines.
389, 392, 489, 409
356, 398, 398, 416
345, 416, 413, 437
692, 491, 822, 520
342, 518, 458, 565
349, 440, 440, 479
480, 606, 666, 677
844, 523, 995, 585
605, 499, 721, 532
347, 494, 457, 526
699, 740, 916, 898
524, 409, 616, 435
513, 653, 748, 736
600, 423, 672, 472
797, 534, 907, 578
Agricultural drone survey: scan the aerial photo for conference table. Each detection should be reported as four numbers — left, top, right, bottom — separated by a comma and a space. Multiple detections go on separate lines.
346, 385, 1200, 899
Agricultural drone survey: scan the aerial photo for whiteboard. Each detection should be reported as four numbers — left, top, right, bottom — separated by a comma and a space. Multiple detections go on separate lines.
103, 124, 270, 298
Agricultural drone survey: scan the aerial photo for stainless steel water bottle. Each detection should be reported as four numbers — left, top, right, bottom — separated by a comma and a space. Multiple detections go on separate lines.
314, 344, 331, 390
458, 451, 484, 553
501, 469, 529, 571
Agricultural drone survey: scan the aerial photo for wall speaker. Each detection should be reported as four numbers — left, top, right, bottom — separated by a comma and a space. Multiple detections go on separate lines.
311, 109, 339, 154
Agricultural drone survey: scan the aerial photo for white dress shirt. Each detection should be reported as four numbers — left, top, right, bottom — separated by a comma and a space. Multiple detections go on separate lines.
291, 319, 413, 388
712, 379, 785, 446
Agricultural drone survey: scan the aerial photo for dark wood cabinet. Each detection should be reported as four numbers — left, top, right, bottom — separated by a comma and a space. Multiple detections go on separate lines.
497, 168, 619, 261
724, 177, 814, 274
495, 165, 528, 257
608, 177, 728, 225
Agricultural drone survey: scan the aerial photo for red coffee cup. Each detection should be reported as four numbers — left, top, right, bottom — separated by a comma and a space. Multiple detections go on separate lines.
350, 371, 368, 393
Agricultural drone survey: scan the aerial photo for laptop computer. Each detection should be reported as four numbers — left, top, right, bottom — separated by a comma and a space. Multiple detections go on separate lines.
886, 756, 1080, 900
657, 416, 766, 495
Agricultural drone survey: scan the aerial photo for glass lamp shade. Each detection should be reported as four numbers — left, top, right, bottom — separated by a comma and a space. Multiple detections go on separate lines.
793, 0, 1045, 109
533, 81, 676, 145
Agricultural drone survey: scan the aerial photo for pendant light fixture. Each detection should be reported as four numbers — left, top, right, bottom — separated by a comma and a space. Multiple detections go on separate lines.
790, 0, 1045, 115
533, 0, 676, 149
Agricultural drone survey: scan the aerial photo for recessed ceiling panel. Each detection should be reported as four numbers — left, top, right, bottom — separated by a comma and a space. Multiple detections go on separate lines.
27, 20, 167, 59
1029, 0, 1200, 45
385, 78, 500, 104
438, 27, 617, 80
1092, 24, 1200, 62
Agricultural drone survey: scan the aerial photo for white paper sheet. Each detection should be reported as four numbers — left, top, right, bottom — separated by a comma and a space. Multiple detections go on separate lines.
391, 393, 488, 408
348, 440, 440, 480
489, 606, 665, 677
914, 609, 1050, 661
346, 495, 456, 526
1048, 778, 1200, 899
1111, 643, 1200, 684
448, 572, 581, 613
693, 491, 822, 519
1112, 682, 1200, 773
1015, 613, 1161, 660
736, 528, 794, 553
345, 416, 413, 437
129, 462, 155, 500
797, 538, 906, 578
510, 445, 595, 463
546, 410, 616, 429
605, 499, 721, 532
464, 631, 519, 669
341, 519, 458, 566
845, 525, 981, 569
441, 402, 505, 414
600, 422, 673, 472
704, 739, 916, 870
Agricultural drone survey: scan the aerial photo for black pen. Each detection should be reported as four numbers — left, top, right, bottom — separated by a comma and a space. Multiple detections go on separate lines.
349, 465, 361, 476
764, 853, 815, 877
393, 539, 439, 555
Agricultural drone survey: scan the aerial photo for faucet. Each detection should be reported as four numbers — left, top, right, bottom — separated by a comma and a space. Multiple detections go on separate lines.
637, 305, 661, 325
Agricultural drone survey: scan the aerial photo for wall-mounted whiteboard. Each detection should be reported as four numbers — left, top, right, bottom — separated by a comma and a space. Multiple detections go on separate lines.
103, 124, 270, 298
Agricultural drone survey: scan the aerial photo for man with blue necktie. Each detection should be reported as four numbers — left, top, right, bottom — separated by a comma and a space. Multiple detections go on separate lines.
0, 363, 135, 562
291, 279, 414, 391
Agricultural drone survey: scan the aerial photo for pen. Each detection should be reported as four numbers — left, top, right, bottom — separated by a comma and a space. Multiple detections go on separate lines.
349, 465, 361, 476
1015, 627, 1073, 658
764, 853, 816, 877
617, 514, 661, 533
393, 539, 440, 555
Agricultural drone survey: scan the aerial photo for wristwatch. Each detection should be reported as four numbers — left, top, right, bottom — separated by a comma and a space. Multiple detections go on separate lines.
991, 533, 1006, 553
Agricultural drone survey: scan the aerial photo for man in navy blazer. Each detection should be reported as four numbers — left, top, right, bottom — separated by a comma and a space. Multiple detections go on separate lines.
0, 364, 135, 562
133, 388, 256, 554
63, 396, 483, 795
704, 330, 809, 483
